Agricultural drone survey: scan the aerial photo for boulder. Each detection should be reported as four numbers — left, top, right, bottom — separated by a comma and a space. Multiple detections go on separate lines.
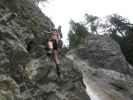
67, 34, 133, 100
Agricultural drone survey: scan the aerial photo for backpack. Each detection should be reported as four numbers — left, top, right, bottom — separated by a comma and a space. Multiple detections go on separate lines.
58, 39, 63, 49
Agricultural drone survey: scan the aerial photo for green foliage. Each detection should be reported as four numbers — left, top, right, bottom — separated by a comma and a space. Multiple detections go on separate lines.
28, 16, 41, 33
68, 20, 88, 48
68, 14, 100, 48
107, 14, 131, 36
68, 13, 133, 65
15, 1, 44, 35
0, 0, 21, 12
107, 14, 133, 65
84, 14, 99, 34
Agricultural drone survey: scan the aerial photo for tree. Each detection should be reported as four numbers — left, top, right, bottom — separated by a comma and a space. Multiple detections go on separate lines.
68, 13, 133, 65
84, 14, 99, 34
68, 20, 89, 48
106, 14, 133, 65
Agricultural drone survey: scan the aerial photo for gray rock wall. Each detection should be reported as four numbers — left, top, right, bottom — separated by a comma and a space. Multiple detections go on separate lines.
77, 34, 132, 75
67, 34, 133, 100
0, 0, 89, 100
1, 0, 132, 100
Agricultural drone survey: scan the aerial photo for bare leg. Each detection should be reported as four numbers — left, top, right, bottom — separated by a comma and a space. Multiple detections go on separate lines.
53, 50, 60, 64
53, 50, 61, 77
47, 41, 53, 57
48, 40, 53, 49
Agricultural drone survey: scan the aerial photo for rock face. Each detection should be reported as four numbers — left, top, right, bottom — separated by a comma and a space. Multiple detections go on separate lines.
67, 34, 133, 100
82, 35, 131, 74
0, 0, 89, 100
0, 0, 53, 72
0, 0, 133, 100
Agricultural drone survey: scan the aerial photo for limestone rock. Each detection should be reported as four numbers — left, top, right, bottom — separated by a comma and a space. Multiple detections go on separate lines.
0, 0, 89, 100
77, 34, 132, 75
67, 34, 133, 100
1, 0, 133, 100
0, 74, 20, 100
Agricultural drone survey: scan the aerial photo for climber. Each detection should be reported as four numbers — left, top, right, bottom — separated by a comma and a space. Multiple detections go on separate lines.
47, 26, 63, 77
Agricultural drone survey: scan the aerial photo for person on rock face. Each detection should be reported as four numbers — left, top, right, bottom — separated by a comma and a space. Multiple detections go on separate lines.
47, 27, 63, 77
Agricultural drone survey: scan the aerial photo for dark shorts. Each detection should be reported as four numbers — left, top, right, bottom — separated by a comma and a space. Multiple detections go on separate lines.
49, 39, 63, 50
49, 39, 58, 50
